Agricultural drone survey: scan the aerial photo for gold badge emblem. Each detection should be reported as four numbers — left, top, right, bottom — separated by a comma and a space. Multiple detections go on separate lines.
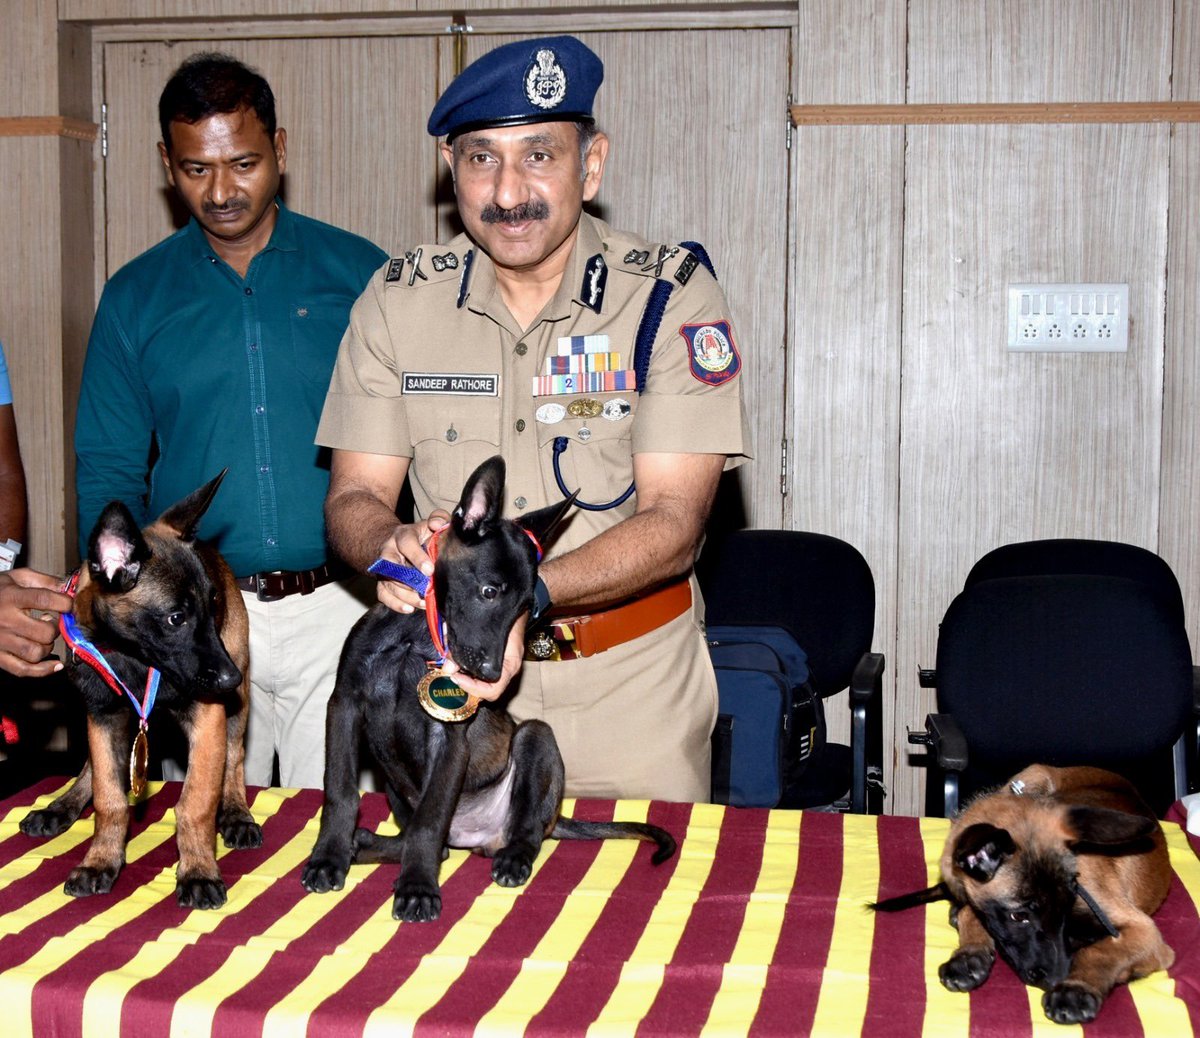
567, 398, 602, 418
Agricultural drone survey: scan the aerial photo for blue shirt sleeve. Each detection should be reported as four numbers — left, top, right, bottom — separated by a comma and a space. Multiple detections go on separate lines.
74, 287, 156, 558
0, 342, 12, 406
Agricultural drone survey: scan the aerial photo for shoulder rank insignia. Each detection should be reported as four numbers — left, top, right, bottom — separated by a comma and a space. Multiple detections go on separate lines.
456, 249, 475, 309
680, 320, 741, 387
581, 253, 607, 313
385, 257, 405, 282
674, 251, 700, 286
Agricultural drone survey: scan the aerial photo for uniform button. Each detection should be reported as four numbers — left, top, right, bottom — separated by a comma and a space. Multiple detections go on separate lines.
266, 537, 277, 547
249, 342, 258, 351
244, 287, 253, 296
446, 428, 458, 443
514, 496, 527, 509
515, 419, 526, 432
260, 464, 270, 473
515, 342, 528, 356
255, 405, 265, 415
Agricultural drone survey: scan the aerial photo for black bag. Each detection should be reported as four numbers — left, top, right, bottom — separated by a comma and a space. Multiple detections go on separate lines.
707, 624, 825, 807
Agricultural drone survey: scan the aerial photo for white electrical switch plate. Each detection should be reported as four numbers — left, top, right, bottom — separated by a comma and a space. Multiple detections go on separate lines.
1007, 284, 1128, 352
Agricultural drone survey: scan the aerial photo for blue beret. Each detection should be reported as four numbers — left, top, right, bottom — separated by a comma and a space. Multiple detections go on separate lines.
428, 36, 603, 141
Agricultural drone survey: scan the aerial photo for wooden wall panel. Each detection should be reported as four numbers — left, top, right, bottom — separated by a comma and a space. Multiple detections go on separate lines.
1163, 1, 1200, 678
892, 1, 1176, 815
101, 36, 437, 277
0, 137, 68, 572
788, 2, 905, 793
908, 0, 1172, 103
436, 27, 791, 528
897, 119, 1170, 812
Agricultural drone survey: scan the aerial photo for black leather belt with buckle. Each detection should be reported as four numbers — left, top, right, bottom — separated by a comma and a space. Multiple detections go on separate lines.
235, 563, 342, 602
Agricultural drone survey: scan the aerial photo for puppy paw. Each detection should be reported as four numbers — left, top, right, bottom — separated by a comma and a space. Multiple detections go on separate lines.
939, 948, 995, 992
177, 874, 228, 910
218, 810, 263, 850
1043, 981, 1103, 1024
21, 807, 76, 838
64, 865, 119, 898
301, 857, 349, 893
491, 846, 535, 888
392, 878, 442, 922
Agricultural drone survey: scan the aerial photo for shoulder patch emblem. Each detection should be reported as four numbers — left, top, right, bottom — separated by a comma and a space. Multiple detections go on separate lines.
680, 320, 741, 386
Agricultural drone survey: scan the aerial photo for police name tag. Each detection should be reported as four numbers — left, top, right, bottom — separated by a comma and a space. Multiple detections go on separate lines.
402, 372, 499, 396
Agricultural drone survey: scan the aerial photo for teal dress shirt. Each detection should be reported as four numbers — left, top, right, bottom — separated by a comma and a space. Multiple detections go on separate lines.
75, 201, 387, 576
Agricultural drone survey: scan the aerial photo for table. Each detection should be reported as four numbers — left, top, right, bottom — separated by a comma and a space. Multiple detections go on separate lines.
0, 779, 1197, 1037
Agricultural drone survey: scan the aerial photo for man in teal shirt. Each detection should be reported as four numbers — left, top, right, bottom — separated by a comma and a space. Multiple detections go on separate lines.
75, 53, 386, 787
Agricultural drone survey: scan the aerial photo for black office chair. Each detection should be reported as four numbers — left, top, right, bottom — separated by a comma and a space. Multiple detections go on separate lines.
911, 539, 1200, 817
695, 529, 885, 813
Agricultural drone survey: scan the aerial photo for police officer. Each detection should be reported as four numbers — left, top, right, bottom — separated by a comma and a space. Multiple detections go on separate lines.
317, 36, 750, 802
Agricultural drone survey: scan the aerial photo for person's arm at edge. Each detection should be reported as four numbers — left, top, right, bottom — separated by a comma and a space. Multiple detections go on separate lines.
0, 403, 27, 547
0, 569, 72, 677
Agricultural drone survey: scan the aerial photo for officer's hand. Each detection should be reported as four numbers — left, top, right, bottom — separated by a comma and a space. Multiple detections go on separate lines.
0, 569, 71, 678
374, 511, 452, 614
442, 613, 528, 703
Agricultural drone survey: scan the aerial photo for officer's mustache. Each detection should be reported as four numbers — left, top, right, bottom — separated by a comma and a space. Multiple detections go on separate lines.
480, 200, 550, 224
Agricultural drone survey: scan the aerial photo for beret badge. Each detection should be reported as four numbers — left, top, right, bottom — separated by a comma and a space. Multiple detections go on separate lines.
525, 48, 568, 110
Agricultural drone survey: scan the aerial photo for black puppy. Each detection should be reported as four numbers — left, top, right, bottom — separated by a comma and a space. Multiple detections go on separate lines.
302, 456, 675, 921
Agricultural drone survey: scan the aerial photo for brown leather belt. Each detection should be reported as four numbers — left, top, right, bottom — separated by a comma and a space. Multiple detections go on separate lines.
525, 578, 692, 661
235, 563, 344, 602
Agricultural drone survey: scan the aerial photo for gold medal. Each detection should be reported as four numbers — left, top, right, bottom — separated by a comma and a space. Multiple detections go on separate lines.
129, 725, 149, 801
416, 669, 479, 722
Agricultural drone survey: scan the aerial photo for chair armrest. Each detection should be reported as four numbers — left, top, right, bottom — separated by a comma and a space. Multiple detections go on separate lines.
850, 652, 886, 813
850, 652, 885, 706
908, 712, 969, 773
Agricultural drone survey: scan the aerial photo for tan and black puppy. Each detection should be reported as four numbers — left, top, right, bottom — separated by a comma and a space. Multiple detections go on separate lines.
20, 472, 261, 909
872, 765, 1174, 1025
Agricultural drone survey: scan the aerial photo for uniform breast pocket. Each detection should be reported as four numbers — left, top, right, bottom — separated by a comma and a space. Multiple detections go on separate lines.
409, 398, 503, 506
537, 401, 635, 509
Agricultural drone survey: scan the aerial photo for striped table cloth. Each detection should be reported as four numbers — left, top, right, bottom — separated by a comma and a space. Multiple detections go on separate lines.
0, 779, 1197, 1037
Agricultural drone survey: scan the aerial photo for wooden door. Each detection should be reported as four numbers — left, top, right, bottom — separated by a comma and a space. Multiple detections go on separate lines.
100, 35, 439, 273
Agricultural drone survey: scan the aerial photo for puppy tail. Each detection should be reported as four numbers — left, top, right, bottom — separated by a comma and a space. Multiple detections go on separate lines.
869, 882, 950, 912
553, 818, 677, 865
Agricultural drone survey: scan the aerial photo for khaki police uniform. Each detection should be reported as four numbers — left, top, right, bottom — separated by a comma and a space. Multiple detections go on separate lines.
317, 212, 751, 802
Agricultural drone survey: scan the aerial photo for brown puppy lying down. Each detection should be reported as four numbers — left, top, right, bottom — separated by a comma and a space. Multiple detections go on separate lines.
872, 765, 1174, 1025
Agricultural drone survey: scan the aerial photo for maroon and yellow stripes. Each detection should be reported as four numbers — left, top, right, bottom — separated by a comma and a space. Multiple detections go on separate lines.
0, 781, 1198, 1037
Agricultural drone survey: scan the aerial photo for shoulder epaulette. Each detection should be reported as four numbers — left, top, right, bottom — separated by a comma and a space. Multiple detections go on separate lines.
613, 238, 710, 287
383, 245, 469, 289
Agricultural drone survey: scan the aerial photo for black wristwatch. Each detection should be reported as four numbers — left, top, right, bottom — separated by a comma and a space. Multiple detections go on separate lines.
531, 576, 552, 622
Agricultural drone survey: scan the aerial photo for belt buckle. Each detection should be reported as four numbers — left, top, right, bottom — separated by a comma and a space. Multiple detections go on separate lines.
526, 630, 560, 661
253, 573, 286, 603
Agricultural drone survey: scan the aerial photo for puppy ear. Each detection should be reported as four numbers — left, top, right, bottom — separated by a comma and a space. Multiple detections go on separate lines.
453, 456, 505, 537
953, 823, 1016, 883
88, 501, 151, 592
518, 488, 577, 549
1066, 805, 1158, 851
157, 469, 228, 542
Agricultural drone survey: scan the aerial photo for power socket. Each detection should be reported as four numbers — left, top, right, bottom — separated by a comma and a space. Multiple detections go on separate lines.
1007, 284, 1128, 352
